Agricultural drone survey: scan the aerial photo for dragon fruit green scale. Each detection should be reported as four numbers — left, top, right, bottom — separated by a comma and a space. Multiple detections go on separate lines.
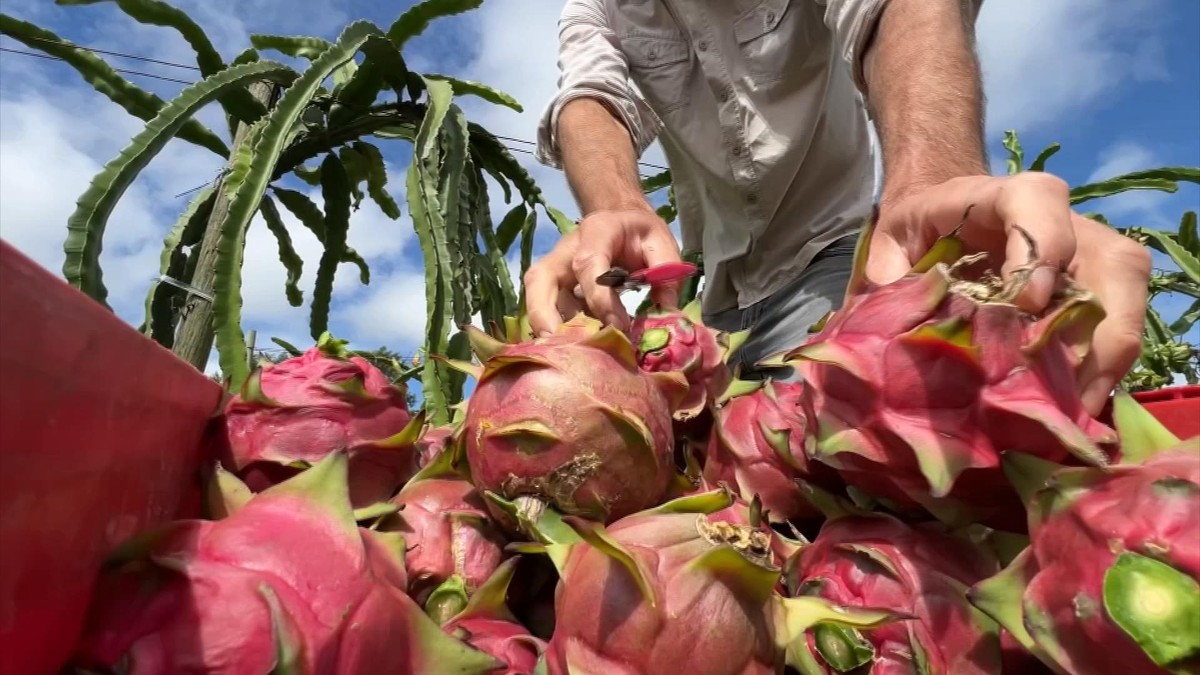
969, 393, 1200, 675
450, 313, 689, 524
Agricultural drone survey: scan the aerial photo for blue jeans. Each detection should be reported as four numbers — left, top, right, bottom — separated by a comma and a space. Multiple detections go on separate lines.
703, 235, 858, 381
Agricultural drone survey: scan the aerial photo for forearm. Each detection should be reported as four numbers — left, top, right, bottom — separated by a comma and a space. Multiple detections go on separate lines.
558, 97, 653, 216
863, 0, 988, 208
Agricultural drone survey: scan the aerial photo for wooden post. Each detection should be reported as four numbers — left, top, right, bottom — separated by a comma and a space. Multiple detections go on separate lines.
173, 80, 277, 372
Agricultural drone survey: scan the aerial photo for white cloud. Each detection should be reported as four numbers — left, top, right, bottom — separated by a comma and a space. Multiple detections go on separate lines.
976, 0, 1169, 136
1081, 141, 1179, 226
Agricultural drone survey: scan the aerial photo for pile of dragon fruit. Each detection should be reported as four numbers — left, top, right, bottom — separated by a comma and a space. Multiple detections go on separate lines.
68, 228, 1198, 674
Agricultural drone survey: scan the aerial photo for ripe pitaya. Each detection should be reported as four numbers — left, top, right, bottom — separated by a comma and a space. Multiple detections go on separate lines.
71, 452, 500, 674
702, 378, 837, 523
630, 299, 746, 422
522, 488, 903, 674
416, 423, 457, 469
377, 451, 506, 620
220, 333, 422, 507
440, 558, 548, 674
449, 313, 688, 525
783, 494, 1006, 674
969, 393, 1200, 675
777, 222, 1117, 528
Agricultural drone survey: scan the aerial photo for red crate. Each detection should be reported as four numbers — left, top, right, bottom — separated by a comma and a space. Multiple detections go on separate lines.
1130, 384, 1200, 440
0, 240, 223, 675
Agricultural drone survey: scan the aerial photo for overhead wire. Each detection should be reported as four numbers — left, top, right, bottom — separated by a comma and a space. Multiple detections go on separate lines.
0, 34, 673, 174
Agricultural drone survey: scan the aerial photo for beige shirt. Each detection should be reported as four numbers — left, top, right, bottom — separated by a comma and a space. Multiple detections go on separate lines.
535, 0, 886, 315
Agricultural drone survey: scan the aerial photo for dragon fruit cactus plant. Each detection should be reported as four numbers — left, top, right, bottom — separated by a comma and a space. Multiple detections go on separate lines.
630, 299, 747, 423
969, 393, 1200, 675
520, 487, 903, 674
783, 482, 1007, 674
776, 218, 1117, 529
439, 558, 548, 674
71, 452, 500, 674
447, 313, 688, 526
377, 449, 506, 622
219, 332, 424, 508
702, 378, 838, 523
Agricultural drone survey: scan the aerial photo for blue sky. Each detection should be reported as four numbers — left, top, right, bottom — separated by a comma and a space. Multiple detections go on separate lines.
1, 0, 1197, 390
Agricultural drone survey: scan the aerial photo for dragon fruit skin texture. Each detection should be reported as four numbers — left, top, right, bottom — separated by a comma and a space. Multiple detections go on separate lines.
220, 343, 421, 508
380, 473, 506, 610
71, 452, 499, 674
781, 241, 1117, 529
630, 300, 743, 423
785, 511, 1005, 674
702, 379, 839, 523
456, 313, 688, 524
539, 490, 899, 675
970, 395, 1200, 675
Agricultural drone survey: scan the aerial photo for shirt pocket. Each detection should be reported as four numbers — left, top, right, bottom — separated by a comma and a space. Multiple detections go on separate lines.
621, 35, 693, 115
734, 0, 817, 87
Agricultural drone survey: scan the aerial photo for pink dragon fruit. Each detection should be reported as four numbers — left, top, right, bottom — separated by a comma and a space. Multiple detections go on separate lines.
969, 393, 1200, 675
524, 488, 902, 674
777, 222, 1117, 529
377, 450, 506, 620
439, 558, 548, 674
71, 452, 499, 674
630, 299, 746, 422
449, 313, 688, 525
416, 423, 457, 469
702, 378, 838, 523
784, 499, 1006, 674
219, 333, 422, 508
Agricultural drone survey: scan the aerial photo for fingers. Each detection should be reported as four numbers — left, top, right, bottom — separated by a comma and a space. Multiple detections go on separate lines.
573, 222, 627, 330
524, 234, 578, 337
990, 172, 1078, 314
1069, 215, 1152, 414
640, 226, 683, 308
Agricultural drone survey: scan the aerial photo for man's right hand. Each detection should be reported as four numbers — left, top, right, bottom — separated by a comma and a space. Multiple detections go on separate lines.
524, 206, 683, 337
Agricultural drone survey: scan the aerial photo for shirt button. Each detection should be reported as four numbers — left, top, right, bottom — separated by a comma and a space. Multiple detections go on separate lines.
731, 146, 743, 157
746, 193, 759, 205
697, 40, 708, 52
766, 11, 776, 24
647, 49, 658, 61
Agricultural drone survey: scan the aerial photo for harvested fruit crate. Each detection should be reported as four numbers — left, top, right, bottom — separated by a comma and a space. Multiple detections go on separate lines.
1, 238, 1197, 674
0, 241, 223, 675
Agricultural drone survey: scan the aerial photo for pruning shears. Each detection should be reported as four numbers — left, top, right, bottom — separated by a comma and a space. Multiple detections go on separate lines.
594, 261, 698, 293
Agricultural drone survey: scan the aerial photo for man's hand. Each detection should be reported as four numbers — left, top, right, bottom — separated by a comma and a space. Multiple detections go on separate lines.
524, 207, 682, 337
866, 172, 1153, 414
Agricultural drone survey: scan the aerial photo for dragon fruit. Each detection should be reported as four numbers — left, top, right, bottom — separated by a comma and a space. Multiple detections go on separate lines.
377, 450, 506, 620
969, 393, 1200, 675
71, 452, 499, 674
783, 495, 1006, 674
702, 378, 837, 523
416, 423, 457, 469
777, 222, 1117, 528
439, 558, 548, 674
449, 313, 688, 525
524, 488, 903, 674
630, 299, 746, 422
220, 333, 423, 508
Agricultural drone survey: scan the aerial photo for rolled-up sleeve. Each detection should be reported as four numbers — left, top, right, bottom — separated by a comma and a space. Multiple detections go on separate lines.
815, 0, 986, 94
812, 0, 891, 94
534, 0, 661, 169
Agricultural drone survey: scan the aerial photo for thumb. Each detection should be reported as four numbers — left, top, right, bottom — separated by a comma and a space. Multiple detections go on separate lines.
862, 229, 911, 287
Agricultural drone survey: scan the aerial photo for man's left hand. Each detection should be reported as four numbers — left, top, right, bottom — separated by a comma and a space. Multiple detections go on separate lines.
865, 172, 1153, 415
